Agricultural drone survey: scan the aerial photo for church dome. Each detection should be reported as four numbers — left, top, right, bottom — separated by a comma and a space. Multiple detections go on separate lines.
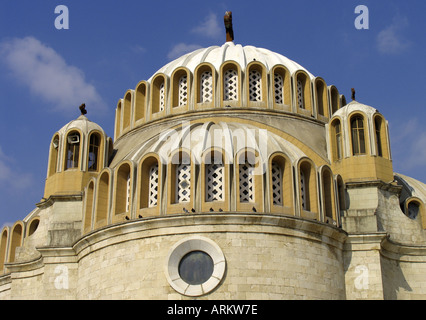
57, 114, 106, 137
150, 42, 315, 80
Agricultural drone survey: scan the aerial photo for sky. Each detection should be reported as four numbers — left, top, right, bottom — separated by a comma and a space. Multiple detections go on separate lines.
0, 0, 425, 227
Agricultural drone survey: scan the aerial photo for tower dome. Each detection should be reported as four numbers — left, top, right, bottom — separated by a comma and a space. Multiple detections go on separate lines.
44, 108, 111, 199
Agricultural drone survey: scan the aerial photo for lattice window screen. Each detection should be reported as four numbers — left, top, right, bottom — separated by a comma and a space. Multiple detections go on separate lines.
249, 70, 262, 102
149, 164, 159, 208
271, 162, 283, 205
300, 171, 307, 210
224, 69, 238, 101
159, 82, 165, 112
274, 73, 284, 104
178, 75, 188, 106
206, 163, 224, 202
176, 163, 191, 203
200, 71, 213, 103
239, 162, 254, 203
297, 80, 304, 109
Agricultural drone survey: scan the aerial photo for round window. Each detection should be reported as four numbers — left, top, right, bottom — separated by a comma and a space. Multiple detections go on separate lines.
178, 251, 214, 285
165, 236, 226, 296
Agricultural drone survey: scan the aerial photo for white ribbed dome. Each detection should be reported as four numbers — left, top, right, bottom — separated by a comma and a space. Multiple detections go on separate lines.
57, 115, 105, 136
149, 42, 315, 81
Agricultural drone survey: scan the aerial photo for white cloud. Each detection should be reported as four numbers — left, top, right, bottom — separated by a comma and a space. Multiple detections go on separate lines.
167, 43, 203, 60
376, 16, 411, 55
0, 36, 106, 113
0, 146, 33, 191
191, 12, 222, 39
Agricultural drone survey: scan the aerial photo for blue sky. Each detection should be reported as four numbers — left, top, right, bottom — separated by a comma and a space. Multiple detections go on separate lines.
0, 0, 425, 227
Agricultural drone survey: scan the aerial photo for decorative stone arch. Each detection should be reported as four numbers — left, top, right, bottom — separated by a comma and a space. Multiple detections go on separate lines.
373, 113, 390, 159
0, 227, 9, 273
320, 165, 337, 224
47, 133, 61, 177
268, 152, 294, 215
150, 73, 168, 119
112, 160, 135, 223
134, 80, 148, 125
329, 85, 340, 115
297, 158, 319, 220
83, 178, 96, 234
137, 153, 163, 218
8, 221, 24, 264
220, 60, 242, 108
294, 70, 313, 116
348, 111, 369, 156
170, 67, 192, 114
200, 148, 231, 213
235, 148, 264, 213
271, 65, 291, 111
329, 116, 344, 162
167, 148, 195, 214
314, 77, 329, 119
194, 62, 216, 109
246, 61, 268, 108
94, 168, 112, 229
63, 128, 84, 171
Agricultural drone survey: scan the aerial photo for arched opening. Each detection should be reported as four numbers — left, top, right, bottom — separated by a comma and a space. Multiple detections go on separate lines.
8, 223, 23, 263
350, 115, 366, 155
315, 78, 328, 118
322, 168, 336, 222
48, 134, 60, 177
139, 155, 160, 212
152, 75, 166, 114
330, 86, 340, 115
123, 91, 132, 131
114, 163, 132, 216
134, 82, 147, 123
88, 133, 101, 172
0, 229, 8, 273
331, 118, 343, 161
84, 181, 95, 232
270, 153, 293, 214
95, 171, 110, 228
299, 160, 318, 218
64, 131, 80, 170
27, 218, 40, 237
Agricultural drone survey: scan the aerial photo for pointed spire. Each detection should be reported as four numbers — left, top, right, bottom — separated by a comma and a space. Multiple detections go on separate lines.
224, 11, 234, 42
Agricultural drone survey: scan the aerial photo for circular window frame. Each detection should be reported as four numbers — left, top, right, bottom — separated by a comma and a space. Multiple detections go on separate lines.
165, 236, 226, 297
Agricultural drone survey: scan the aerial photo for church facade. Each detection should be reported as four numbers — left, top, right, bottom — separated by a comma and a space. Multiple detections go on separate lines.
1, 18, 426, 299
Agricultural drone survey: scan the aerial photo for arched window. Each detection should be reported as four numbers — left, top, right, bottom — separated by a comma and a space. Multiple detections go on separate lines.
115, 101, 122, 139
123, 91, 132, 131
115, 163, 132, 216
88, 133, 100, 171
27, 218, 40, 237
176, 161, 191, 203
200, 71, 213, 103
205, 156, 224, 203
239, 156, 255, 203
0, 229, 8, 273
297, 79, 305, 109
274, 73, 284, 104
178, 75, 188, 106
224, 68, 238, 101
65, 131, 80, 170
331, 119, 343, 161
152, 75, 166, 114
48, 134, 60, 177
351, 115, 366, 155
95, 171, 110, 228
8, 223, 23, 263
322, 168, 335, 222
330, 86, 340, 115
374, 117, 383, 157
315, 79, 328, 117
134, 82, 147, 123
336, 175, 346, 215
269, 154, 293, 214
299, 160, 318, 217
139, 155, 161, 215
84, 181, 95, 232
249, 70, 262, 102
